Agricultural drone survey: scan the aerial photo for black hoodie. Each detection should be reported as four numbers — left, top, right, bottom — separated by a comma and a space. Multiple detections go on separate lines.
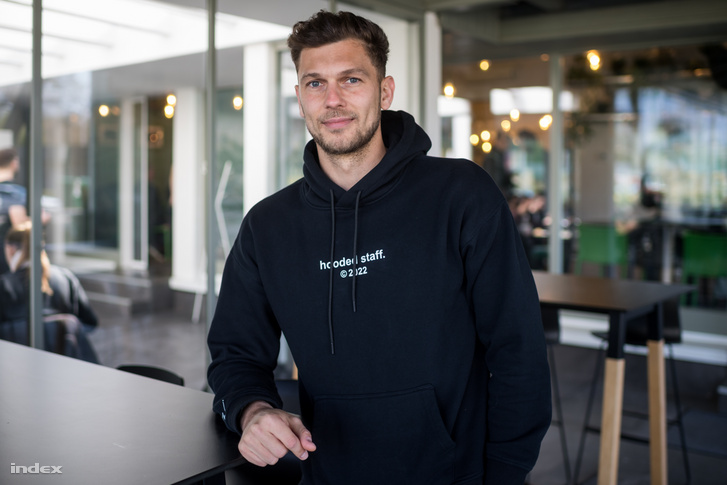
208, 110, 551, 484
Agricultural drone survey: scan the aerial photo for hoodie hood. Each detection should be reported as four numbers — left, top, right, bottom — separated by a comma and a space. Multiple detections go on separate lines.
300, 110, 431, 354
301, 110, 431, 209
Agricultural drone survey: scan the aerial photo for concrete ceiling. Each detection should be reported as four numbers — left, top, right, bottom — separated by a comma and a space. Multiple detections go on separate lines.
4, 0, 726, 101
339, 0, 727, 63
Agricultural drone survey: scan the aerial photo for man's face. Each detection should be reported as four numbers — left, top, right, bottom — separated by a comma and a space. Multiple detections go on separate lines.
295, 39, 394, 157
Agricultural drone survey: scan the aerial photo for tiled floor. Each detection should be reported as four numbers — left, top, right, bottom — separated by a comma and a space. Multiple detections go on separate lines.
86, 309, 727, 484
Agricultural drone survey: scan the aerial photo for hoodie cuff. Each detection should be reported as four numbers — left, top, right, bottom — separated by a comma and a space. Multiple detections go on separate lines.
222, 399, 248, 435
484, 460, 529, 484
221, 394, 283, 435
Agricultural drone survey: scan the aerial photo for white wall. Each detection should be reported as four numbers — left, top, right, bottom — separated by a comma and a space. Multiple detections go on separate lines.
243, 43, 277, 214
169, 88, 207, 293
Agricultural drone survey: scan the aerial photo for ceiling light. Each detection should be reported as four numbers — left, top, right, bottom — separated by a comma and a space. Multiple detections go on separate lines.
587, 50, 601, 71
233, 96, 243, 110
479, 59, 490, 71
443, 83, 455, 98
469, 134, 479, 145
98, 105, 109, 117
539, 114, 553, 130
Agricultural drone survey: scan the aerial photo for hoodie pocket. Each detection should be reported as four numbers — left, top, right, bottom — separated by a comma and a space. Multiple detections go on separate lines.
309, 385, 456, 485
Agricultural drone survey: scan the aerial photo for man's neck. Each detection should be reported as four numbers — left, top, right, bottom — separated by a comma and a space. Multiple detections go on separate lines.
0, 168, 15, 183
318, 138, 387, 191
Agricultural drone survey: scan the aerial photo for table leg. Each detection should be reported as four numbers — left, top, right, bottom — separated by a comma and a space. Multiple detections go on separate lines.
597, 357, 625, 485
648, 339, 668, 485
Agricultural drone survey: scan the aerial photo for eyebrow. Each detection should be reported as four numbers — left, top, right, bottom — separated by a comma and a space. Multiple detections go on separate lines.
300, 68, 370, 82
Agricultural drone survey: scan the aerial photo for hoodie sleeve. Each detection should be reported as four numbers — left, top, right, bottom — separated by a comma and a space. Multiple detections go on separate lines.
207, 216, 284, 435
462, 195, 552, 483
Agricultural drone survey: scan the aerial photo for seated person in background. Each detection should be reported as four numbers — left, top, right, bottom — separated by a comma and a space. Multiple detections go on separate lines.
0, 223, 98, 355
1, 147, 53, 275
0, 147, 28, 275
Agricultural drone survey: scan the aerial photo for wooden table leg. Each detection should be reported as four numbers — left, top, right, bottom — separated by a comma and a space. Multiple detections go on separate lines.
648, 339, 668, 485
598, 357, 625, 485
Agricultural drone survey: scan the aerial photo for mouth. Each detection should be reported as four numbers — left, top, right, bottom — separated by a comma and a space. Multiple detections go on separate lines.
321, 115, 355, 130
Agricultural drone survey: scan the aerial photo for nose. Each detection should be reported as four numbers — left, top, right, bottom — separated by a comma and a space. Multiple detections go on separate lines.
325, 83, 344, 108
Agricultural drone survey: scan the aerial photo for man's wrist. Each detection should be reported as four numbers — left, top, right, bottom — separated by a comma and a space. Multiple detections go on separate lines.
240, 400, 273, 431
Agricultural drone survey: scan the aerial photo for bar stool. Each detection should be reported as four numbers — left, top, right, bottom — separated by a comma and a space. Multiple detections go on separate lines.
572, 297, 690, 484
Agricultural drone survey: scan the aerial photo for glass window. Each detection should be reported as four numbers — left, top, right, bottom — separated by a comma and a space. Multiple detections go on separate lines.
215, 86, 244, 256
563, 45, 726, 332
0, 0, 32, 345
463, 55, 569, 272
277, 50, 308, 190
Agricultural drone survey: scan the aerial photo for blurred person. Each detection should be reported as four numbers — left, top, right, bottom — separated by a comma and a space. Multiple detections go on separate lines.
0, 147, 50, 275
0, 147, 27, 275
0, 222, 98, 333
481, 130, 513, 198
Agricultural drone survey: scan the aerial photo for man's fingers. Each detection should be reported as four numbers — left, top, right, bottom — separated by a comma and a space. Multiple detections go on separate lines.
239, 435, 286, 466
290, 419, 317, 454
239, 408, 314, 466
276, 415, 314, 460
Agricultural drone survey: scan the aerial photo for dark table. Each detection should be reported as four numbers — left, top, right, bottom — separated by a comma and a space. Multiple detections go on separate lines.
0, 340, 243, 484
533, 271, 694, 485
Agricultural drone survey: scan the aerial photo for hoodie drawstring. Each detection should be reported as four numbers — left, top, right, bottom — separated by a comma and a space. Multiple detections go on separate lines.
351, 191, 361, 313
327, 189, 363, 356
328, 189, 336, 355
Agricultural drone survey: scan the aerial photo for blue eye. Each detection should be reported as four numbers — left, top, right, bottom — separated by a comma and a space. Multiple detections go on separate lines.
347, 78, 360, 84
308, 80, 321, 88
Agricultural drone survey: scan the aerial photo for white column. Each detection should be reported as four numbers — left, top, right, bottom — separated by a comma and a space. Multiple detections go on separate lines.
243, 43, 277, 213
169, 88, 207, 293
548, 54, 564, 274
118, 97, 135, 269
118, 96, 149, 272
379, 17, 418, 115
422, 11, 442, 157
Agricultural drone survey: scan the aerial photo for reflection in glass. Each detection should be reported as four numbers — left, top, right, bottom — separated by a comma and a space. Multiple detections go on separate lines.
564, 45, 726, 314
277, 50, 308, 189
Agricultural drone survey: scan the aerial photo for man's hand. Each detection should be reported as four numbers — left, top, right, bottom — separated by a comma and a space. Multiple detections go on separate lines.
238, 401, 316, 467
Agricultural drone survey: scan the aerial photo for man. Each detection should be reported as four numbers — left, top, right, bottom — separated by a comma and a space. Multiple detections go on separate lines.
208, 10, 551, 484
0, 147, 28, 275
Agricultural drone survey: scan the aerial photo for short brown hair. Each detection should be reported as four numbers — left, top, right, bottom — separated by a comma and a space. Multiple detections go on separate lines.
0, 147, 18, 168
287, 10, 389, 81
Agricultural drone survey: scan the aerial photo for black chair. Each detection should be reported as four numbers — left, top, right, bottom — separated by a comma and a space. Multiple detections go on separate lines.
572, 296, 690, 484
225, 379, 303, 485
541, 306, 572, 484
116, 364, 185, 386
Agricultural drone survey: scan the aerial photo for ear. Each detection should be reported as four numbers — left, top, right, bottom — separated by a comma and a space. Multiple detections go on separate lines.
380, 76, 395, 111
295, 85, 305, 118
